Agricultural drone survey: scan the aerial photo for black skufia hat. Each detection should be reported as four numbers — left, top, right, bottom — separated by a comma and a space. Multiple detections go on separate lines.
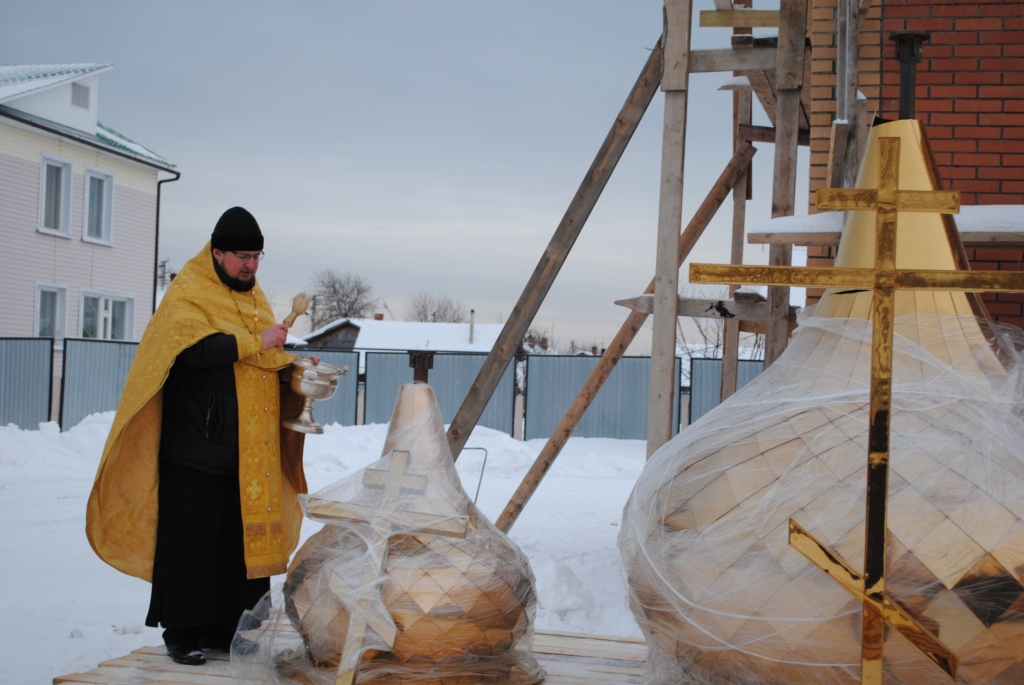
211, 207, 263, 251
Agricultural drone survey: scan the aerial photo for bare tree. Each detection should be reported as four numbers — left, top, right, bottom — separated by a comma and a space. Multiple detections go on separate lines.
406, 291, 468, 323
309, 269, 375, 329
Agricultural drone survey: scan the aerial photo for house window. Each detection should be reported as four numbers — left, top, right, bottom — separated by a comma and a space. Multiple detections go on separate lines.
71, 82, 90, 110
82, 292, 134, 341
36, 284, 68, 340
84, 169, 114, 243
39, 156, 72, 236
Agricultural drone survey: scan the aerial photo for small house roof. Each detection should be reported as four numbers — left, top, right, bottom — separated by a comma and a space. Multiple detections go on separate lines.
305, 318, 503, 353
0, 63, 112, 103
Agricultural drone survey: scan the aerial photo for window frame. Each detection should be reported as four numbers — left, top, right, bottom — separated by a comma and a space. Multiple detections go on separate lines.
38, 155, 73, 237
80, 290, 135, 341
35, 283, 68, 348
83, 167, 115, 245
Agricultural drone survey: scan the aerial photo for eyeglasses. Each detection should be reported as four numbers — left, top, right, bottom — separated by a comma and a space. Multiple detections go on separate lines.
230, 250, 265, 262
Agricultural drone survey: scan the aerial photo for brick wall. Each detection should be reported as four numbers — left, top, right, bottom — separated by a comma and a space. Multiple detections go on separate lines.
965, 246, 1024, 326
805, 0, 1024, 317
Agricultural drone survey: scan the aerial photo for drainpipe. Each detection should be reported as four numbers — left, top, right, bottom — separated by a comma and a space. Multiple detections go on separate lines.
889, 30, 930, 120
153, 170, 182, 313
469, 309, 475, 344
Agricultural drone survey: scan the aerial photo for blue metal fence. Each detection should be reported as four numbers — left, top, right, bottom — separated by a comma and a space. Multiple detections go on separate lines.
61, 338, 138, 429
523, 355, 681, 440
688, 357, 764, 424
363, 352, 515, 434
0, 338, 53, 429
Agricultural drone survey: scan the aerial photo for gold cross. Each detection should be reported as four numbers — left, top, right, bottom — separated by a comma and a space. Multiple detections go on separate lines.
304, 449, 469, 685
688, 136, 1024, 683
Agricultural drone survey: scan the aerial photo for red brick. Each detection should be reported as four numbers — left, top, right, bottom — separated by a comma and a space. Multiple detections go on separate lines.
932, 4, 980, 17
930, 112, 978, 126
954, 152, 1003, 166
954, 99, 1004, 113
956, 17, 1007, 31
1007, 102, 1024, 113
979, 140, 1024, 154
917, 100, 956, 112
930, 85, 980, 99
983, 193, 1024, 203
971, 260, 1000, 271
999, 262, 1024, 273
923, 45, 955, 59
980, 58, 1024, 72
973, 248, 1024, 262
932, 152, 953, 166
979, 86, 1024, 99
926, 125, 954, 139
954, 127, 1004, 139
982, 302, 1023, 316
1006, 72, 1024, 85
1004, 128, 1024, 140
918, 72, 955, 85
1004, 181, 1024, 193
1008, 46, 1024, 58
979, 167, 1024, 181
993, 316, 1024, 327
930, 32, 982, 46
979, 113, 1024, 127
941, 166, 978, 179
994, 292, 1024, 304
955, 45, 1004, 58
929, 59, 982, 72
915, 18, 957, 32
931, 138, 978, 153
884, 5, 931, 18
982, 4, 1024, 18
953, 72, 1002, 85
956, 180, 1003, 193
982, 32, 1024, 45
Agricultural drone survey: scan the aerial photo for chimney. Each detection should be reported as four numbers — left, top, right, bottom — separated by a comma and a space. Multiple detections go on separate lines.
469, 309, 475, 344
374, 312, 384, 321
889, 30, 930, 120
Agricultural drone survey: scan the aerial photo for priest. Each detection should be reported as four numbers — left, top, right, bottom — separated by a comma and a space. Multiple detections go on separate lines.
87, 207, 314, 665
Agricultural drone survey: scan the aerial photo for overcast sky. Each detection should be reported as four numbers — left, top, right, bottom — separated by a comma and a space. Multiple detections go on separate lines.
4, 1, 803, 352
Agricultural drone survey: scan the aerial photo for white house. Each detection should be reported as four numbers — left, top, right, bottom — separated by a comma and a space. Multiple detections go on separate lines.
0, 63, 178, 345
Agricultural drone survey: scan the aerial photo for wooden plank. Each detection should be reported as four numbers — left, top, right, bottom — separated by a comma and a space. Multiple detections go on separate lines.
689, 46, 777, 73
745, 69, 777, 127
649, 0, 693, 458
700, 9, 780, 27
827, 120, 851, 188
749, 230, 841, 245
737, 123, 809, 145
53, 631, 649, 685
617, 294, 771, 321
663, 0, 691, 91
444, 35, 664, 461
775, 0, 807, 89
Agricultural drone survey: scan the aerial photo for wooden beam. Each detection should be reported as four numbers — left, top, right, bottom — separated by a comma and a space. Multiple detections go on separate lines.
495, 143, 757, 533
737, 123, 809, 145
700, 9, 780, 28
690, 47, 777, 73
723, 89, 752, 402
748, 230, 841, 245
444, 36, 664, 460
827, 120, 851, 188
765, 0, 807, 368
649, 0, 693, 458
745, 69, 778, 127
616, 294, 770, 320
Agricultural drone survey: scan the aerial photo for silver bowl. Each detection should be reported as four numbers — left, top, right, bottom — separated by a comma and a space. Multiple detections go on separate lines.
282, 358, 348, 434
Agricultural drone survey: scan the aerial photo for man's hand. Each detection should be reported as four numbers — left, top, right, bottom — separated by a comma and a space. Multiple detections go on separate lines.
307, 355, 321, 365
261, 323, 289, 350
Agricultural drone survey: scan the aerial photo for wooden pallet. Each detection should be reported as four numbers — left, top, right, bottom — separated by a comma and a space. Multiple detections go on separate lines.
53, 630, 647, 685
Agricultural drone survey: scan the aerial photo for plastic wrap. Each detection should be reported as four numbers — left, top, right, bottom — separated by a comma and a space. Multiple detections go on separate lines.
233, 382, 543, 684
620, 311, 1024, 684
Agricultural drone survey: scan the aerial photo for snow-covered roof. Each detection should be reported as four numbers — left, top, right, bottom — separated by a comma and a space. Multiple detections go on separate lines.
749, 205, 1024, 242
0, 63, 175, 170
0, 63, 112, 103
306, 318, 503, 353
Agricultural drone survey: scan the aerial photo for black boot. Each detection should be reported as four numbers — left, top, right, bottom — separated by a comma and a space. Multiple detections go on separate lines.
164, 627, 206, 665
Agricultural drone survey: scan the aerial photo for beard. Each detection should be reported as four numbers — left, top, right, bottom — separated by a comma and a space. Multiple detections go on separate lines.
212, 253, 257, 292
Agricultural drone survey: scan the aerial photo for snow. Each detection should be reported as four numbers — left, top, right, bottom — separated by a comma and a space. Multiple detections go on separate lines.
0, 413, 644, 684
306, 318, 504, 354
